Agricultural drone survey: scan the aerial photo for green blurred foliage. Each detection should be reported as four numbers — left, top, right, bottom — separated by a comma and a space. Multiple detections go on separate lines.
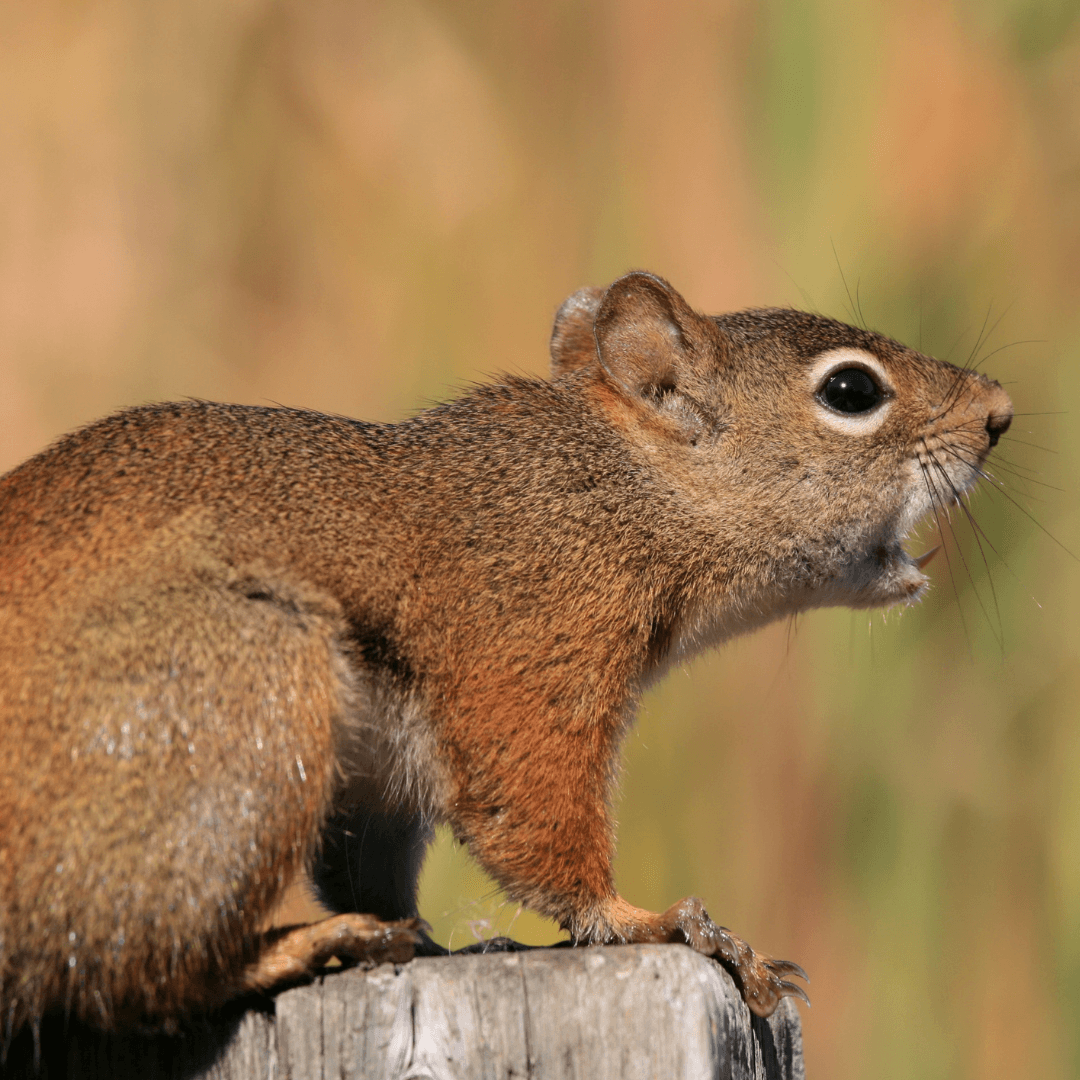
2, 1, 1079, 1076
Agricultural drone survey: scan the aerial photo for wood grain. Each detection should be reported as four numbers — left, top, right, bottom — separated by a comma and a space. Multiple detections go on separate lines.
5, 945, 805, 1079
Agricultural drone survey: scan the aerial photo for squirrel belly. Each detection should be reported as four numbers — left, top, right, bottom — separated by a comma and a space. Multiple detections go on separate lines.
0, 271, 1011, 1034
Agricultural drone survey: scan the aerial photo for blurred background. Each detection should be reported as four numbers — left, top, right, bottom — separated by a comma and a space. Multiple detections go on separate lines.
2, 0, 1078, 1075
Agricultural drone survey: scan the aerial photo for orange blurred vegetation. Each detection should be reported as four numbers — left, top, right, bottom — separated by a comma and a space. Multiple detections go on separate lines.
3, 2, 1080, 1077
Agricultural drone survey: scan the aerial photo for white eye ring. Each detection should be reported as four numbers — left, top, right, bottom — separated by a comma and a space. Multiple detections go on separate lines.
808, 348, 894, 435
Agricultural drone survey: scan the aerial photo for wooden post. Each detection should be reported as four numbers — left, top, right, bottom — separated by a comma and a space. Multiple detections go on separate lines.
6, 944, 805, 1079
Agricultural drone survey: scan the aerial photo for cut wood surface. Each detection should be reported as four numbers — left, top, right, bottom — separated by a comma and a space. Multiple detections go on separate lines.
6, 944, 806, 1079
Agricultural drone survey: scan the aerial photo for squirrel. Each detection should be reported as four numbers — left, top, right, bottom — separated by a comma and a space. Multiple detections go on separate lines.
0, 270, 1012, 1039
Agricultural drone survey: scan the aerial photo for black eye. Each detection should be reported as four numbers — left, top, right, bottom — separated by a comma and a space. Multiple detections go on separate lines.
820, 368, 882, 414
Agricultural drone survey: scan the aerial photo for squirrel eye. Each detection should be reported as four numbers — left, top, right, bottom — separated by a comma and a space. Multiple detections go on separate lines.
819, 368, 882, 414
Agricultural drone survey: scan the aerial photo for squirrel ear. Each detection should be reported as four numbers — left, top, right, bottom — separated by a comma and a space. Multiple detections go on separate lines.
549, 287, 604, 377
593, 272, 718, 407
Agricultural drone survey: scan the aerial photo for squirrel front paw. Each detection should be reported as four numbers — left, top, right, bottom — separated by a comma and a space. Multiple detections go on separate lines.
659, 897, 808, 1016
595, 895, 808, 1017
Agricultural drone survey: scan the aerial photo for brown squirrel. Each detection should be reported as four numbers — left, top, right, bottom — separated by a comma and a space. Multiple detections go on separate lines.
0, 271, 1011, 1038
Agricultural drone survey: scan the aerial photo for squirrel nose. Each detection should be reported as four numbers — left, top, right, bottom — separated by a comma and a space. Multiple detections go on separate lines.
984, 384, 1013, 448
986, 412, 1010, 447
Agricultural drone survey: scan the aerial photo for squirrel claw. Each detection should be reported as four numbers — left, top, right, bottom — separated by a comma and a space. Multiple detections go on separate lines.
777, 979, 811, 1006
733, 953, 812, 1017
766, 958, 809, 982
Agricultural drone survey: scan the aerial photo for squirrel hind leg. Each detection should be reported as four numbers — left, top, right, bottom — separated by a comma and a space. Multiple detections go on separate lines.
593, 896, 809, 1018
0, 564, 352, 1033
239, 915, 422, 996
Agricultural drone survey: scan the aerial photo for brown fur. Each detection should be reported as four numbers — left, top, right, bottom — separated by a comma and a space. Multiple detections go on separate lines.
0, 272, 1012, 1035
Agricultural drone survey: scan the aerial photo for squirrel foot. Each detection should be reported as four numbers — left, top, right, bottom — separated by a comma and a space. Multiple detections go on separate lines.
241, 914, 423, 993
600, 896, 809, 1018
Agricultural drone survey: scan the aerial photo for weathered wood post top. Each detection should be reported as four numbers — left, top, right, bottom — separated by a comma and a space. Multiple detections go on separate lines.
8, 944, 806, 1079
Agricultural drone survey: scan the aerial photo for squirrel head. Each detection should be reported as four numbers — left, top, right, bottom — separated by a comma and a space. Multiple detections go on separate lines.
549, 271, 1013, 618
